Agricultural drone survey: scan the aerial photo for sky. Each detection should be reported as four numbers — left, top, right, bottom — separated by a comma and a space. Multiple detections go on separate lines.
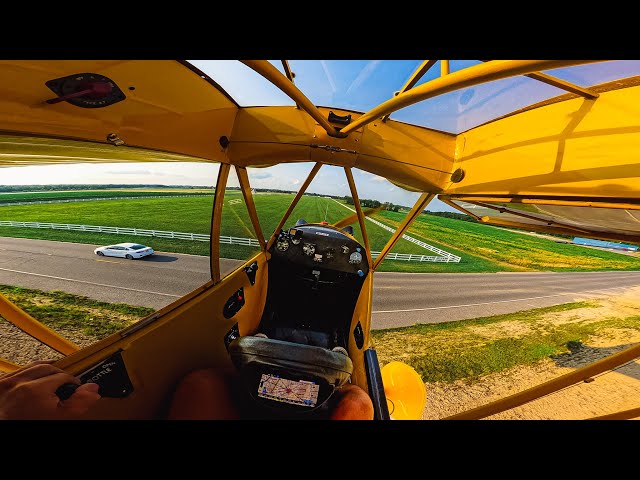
2, 60, 638, 212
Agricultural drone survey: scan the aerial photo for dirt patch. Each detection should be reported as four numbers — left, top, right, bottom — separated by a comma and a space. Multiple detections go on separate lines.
423, 287, 640, 420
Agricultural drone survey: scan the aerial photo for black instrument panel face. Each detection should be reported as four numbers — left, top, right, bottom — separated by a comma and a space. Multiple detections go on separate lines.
271, 224, 369, 276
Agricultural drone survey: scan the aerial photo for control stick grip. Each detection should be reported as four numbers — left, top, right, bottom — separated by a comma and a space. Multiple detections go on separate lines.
55, 383, 79, 401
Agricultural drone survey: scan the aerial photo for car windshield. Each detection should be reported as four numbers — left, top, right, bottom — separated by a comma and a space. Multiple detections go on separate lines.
129, 244, 147, 250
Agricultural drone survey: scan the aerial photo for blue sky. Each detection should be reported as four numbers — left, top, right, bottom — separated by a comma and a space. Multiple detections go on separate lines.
3, 60, 638, 212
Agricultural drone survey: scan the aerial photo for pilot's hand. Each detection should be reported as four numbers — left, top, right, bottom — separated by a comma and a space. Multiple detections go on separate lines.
0, 360, 101, 420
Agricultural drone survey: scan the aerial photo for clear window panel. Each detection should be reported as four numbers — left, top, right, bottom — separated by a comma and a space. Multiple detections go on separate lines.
249, 163, 316, 243
286, 165, 369, 244
219, 168, 261, 279
0, 136, 218, 364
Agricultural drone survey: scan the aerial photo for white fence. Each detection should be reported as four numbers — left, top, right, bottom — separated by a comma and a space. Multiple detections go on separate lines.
331, 199, 461, 263
0, 220, 455, 262
0, 220, 261, 247
0, 194, 213, 207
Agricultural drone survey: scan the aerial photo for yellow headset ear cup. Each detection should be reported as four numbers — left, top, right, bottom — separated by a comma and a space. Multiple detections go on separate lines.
381, 361, 426, 420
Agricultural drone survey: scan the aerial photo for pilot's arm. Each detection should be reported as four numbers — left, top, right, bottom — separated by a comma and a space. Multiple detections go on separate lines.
0, 361, 101, 420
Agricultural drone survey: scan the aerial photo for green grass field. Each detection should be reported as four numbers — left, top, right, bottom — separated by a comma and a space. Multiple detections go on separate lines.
0, 189, 213, 204
0, 189, 638, 273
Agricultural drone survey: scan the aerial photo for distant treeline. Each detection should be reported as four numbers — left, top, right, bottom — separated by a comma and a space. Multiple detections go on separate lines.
423, 211, 476, 222
343, 195, 402, 212
0, 184, 214, 193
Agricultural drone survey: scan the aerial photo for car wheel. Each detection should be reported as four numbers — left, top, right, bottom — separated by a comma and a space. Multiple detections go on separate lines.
97, 251, 104, 256
125, 254, 133, 260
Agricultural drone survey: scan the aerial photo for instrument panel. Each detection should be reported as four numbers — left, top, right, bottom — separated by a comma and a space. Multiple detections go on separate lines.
270, 224, 369, 276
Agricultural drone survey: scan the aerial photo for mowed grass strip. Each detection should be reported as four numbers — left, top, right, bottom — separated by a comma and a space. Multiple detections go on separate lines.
0, 284, 154, 339
379, 210, 640, 272
371, 301, 640, 383
0, 190, 638, 272
0, 189, 213, 204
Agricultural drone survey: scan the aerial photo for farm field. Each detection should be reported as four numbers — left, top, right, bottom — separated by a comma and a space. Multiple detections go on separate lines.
0, 189, 638, 273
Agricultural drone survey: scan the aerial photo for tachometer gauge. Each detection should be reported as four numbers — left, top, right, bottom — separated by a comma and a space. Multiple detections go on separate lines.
349, 251, 363, 264
303, 243, 316, 256
276, 238, 290, 252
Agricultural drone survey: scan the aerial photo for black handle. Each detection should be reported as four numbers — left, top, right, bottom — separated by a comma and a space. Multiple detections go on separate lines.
55, 383, 79, 401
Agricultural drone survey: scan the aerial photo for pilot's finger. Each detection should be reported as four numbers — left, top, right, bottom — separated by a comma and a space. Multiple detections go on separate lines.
59, 383, 101, 417
0, 363, 69, 390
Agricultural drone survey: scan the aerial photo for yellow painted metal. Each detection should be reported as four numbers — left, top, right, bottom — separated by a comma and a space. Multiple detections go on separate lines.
240, 60, 345, 138
440, 60, 449, 76
442, 195, 640, 211
0, 358, 19, 373
344, 167, 373, 266
372, 193, 434, 270
211, 163, 230, 283
235, 166, 266, 250
444, 341, 640, 420
470, 200, 595, 232
477, 217, 640, 245
382, 60, 437, 122
281, 60, 295, 83
0, 292, 79, 355
348, 268, 374, 392
589, 406, 640, 420
438, 197, 482, 220
55, 251, 270, 419
341, 60, 600, 134
448, 83, 640, 200
525, 71, 599, 99
0, 60, 237, 161
266, 162, 322, 250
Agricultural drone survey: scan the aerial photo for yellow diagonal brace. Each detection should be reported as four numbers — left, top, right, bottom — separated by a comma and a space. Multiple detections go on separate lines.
382, 60, 437, 122
525, 71, 599, 99
241, 60, 345, 138
0, 357, 19, 373
211, 163, 230, 283
0, 292, 79, 355
344, 167, 372, 267
444, 341, 640, 419
342, 60, 601, 134
235, 166, 266, 250
372, 193, 434, 270
266, 162, 323, 250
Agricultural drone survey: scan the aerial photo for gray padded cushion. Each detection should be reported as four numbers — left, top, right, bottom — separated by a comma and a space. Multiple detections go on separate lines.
229, 336, 353, 382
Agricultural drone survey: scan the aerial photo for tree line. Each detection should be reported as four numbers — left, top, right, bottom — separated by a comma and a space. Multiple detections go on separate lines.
0, 184, 214, 193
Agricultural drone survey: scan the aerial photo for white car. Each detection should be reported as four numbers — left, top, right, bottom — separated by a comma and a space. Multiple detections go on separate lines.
94, 242, 155, 260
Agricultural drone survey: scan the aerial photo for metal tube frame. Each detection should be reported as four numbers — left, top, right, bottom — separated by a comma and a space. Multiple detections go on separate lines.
341, 60, 601, 135
372, 193, 435, 270
241, 61, 344, 137
440, 60, 450, 76
445, 340, 640, 419
0, 292, 79, 355
0, 357, 19, 373
210, 163, 230, 283
589, 406, 640, 420
382, 60, 437, 122
266, 162, 323, 250
480, 59, 599, 99
344, 167, 373, 266
235, 166, 267, 250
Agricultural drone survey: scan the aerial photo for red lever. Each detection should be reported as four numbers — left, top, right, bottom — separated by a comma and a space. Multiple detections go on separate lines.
46, 81, 113, 104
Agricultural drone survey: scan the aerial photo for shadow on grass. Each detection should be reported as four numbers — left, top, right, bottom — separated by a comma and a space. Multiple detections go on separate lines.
550, 342, 640, 381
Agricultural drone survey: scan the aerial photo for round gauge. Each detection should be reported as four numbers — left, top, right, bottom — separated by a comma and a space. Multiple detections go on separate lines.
291, 237, 301, 245
303, 243, 316, 256
276, 238, 290, 252
349, 251, 363, 264
341, 245, 350, 254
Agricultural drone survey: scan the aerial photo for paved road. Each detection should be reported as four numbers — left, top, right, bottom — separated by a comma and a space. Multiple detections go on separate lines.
1, 237, 639, 329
